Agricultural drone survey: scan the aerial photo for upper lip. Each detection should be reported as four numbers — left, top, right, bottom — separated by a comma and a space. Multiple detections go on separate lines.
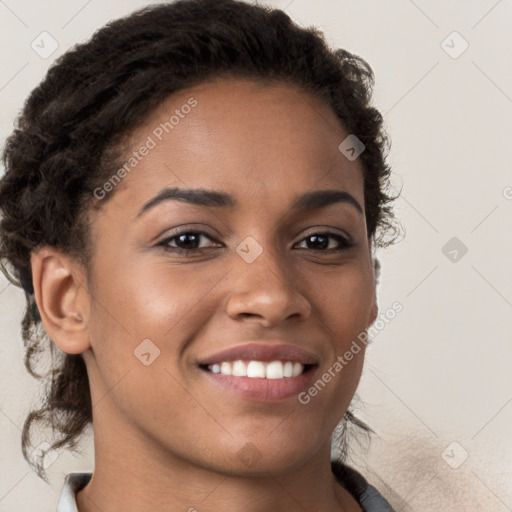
197, 341, 320, 366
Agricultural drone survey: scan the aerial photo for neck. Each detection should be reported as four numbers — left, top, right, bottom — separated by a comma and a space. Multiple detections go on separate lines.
76, 412, 361, 512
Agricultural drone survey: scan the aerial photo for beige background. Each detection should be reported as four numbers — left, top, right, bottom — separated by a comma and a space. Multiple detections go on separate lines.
1, 1, 511, 510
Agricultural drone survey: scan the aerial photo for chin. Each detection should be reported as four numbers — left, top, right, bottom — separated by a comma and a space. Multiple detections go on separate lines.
213, 435, 322, 477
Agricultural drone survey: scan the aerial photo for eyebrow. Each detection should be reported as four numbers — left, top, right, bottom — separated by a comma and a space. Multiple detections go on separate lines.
135, 186, 363, 219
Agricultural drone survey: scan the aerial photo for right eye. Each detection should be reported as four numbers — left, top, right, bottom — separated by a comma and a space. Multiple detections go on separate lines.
157, 230, 223, 255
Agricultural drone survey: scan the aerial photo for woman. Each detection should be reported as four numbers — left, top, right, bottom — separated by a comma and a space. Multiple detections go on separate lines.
0, 0, 399, 510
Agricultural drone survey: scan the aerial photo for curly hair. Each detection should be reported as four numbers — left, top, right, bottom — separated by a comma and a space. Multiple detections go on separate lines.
0, 0, 399, 482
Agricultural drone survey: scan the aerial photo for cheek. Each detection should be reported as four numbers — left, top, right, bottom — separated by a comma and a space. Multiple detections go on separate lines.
307, 264, 375, 337
84, 257, 225, 410
292, 266, 373, 413
85, 285, 203, 437
91, 253, 227, 342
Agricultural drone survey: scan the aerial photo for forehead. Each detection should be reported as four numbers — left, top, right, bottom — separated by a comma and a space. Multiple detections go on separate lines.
99, 77, 365, 216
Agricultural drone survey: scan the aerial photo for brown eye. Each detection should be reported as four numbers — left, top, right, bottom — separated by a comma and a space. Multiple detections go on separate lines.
295, 232, 354, 252
158, 230, 221, 253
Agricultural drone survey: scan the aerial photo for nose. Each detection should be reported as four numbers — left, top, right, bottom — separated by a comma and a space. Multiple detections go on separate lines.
225, 242, 311, 327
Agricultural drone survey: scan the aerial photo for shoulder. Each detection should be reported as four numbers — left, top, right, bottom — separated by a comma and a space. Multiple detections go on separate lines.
332, 460, 396, 512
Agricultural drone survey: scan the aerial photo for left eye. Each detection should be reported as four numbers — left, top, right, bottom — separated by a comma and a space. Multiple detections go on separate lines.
293, 232, 353, 251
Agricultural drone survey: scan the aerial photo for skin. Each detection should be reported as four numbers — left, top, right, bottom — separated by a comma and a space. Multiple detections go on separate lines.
31, 77, 378, 512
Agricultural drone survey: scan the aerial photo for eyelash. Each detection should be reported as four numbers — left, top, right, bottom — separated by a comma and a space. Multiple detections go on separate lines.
156, 229, 354, 255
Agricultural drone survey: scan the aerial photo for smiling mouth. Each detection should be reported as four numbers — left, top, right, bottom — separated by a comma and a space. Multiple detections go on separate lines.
199, 360, 315, 379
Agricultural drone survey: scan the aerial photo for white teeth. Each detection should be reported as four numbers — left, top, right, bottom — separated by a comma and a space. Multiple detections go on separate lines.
292, 362, 303, 377
220, 362, 231, 375
207, 360, 306, 378
232, 360, 246, 376
265, 361, 283, 379
247, 361, 266, 378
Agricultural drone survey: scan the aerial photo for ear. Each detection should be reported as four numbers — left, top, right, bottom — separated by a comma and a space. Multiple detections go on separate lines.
369, 254, 380, 326
30, 246, 91, 355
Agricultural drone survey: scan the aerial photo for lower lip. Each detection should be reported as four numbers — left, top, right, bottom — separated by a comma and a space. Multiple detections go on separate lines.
200, 367, 317, 402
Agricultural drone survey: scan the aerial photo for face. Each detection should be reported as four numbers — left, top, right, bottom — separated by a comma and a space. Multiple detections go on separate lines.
81, 77, 377, 474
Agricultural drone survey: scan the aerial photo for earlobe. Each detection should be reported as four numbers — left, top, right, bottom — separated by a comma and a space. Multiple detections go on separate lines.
30, 247, 91, 355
